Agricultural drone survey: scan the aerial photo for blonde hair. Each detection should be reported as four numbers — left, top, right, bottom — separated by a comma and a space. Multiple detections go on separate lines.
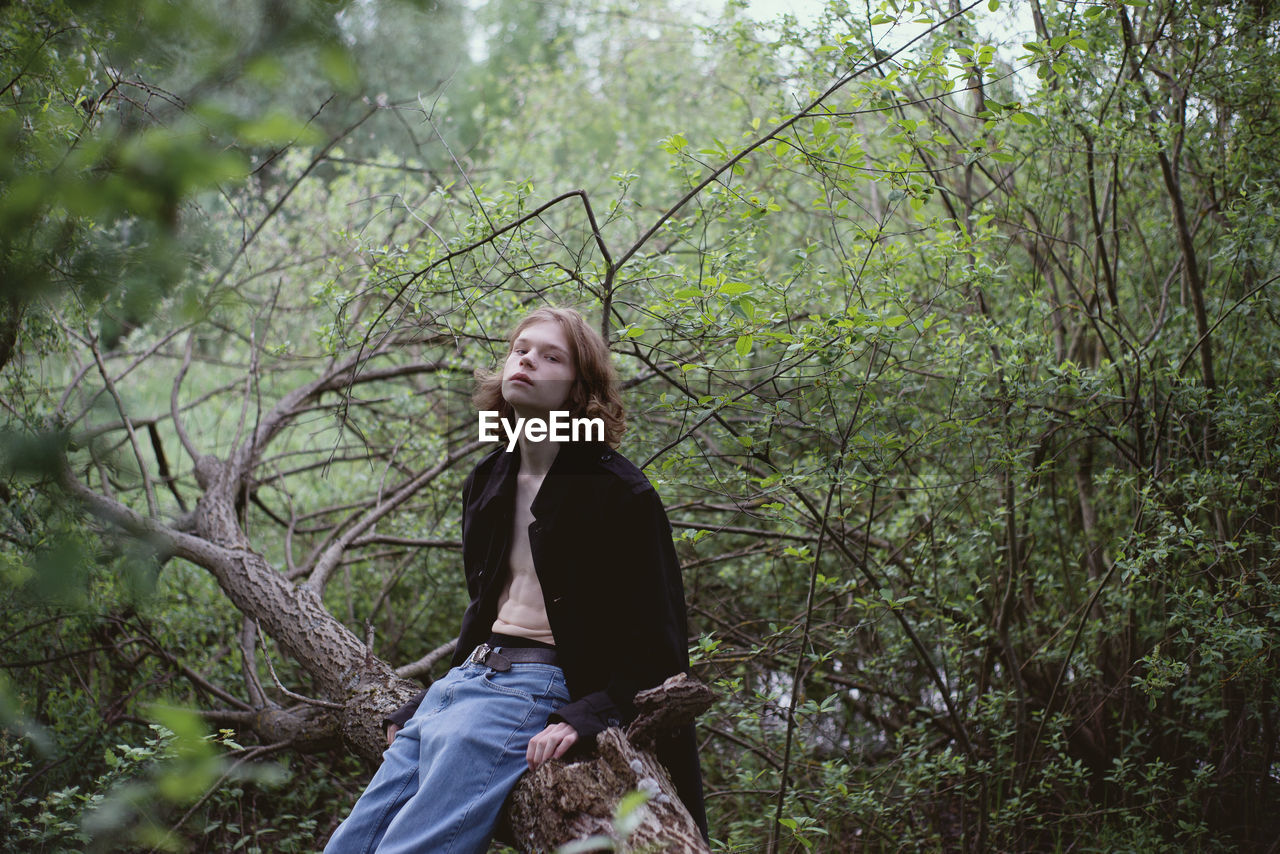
473, 307, 626, 447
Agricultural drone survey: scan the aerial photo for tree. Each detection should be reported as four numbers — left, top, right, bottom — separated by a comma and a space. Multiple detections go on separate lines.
3, 0, 1279, 851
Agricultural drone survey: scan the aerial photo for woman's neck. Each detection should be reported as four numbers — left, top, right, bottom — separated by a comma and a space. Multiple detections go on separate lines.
516, 434, 560, 477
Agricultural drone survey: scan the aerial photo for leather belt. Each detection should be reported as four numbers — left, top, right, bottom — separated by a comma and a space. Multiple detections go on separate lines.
466, 642, 558, 672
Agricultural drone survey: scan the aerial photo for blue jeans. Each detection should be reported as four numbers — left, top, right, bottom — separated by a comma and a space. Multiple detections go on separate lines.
324, 661, 570, 854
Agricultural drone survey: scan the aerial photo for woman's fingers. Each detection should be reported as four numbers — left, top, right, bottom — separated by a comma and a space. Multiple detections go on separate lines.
552, 725, 578, 759
526, 722, 579, 769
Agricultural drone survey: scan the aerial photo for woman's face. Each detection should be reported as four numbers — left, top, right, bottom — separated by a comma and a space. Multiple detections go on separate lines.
501, 319, 576, 418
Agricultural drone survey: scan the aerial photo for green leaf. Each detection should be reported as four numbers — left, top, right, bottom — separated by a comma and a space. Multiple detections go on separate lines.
319, 45, 360, 93
555, 836, 614, 853
613, 789, 651, 837
729, 299, 754, 321
735, 334, 753, 357
244, 55, 285, 87
615, 789, 650, 822
238, 112, 322, 147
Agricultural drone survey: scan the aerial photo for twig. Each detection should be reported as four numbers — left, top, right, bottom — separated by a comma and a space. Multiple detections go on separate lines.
304, 440, 483, 590
395, 638, 458, 680
88, 334, 158, 516
769, 361, 860, 854
240, 618, 267, 709
255, 620, 344, 710
147, 738, 294, 854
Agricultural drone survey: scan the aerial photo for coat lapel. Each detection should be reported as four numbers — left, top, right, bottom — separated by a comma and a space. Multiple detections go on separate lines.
470, 447, 519, 518
529, 441, 602, 534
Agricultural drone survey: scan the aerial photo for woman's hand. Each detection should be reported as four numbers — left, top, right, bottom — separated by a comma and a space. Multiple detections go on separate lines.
526, 721, 578, 770
386, 724, 400, 746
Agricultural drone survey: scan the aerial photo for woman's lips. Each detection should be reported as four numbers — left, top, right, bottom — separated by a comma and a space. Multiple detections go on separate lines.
509, 372, 533, 386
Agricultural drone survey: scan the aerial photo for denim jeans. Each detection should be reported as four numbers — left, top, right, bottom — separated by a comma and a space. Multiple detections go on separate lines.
323, 660, 570, 854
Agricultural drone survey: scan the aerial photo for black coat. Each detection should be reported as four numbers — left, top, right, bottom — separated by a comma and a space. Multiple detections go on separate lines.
385, 440, 706, 836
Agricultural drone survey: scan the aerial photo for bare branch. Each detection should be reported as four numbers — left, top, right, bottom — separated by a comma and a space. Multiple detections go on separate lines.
206, 104, 378, 301
355, 189, 614, 370
304, 439, 483, 590
349, 535, 461, 550
171, 333, 201, 463
395, 638, 458, 680
240, 617, 268, 709
608, 0, 987, 283
255, 620, 345, 711
88, 333, 158, 516
233, 356, 452, 480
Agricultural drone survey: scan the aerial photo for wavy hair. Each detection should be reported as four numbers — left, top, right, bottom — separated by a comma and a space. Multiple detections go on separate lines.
473, 307, 626, 447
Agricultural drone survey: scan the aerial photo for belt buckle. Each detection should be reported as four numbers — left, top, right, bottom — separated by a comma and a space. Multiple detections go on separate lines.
468, 642, 491, 666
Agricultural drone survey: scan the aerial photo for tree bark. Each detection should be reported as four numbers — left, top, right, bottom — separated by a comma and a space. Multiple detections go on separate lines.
507, 674, 713, 853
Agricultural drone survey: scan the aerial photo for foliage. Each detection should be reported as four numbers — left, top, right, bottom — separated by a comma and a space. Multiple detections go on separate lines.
3, 0, 1280, 851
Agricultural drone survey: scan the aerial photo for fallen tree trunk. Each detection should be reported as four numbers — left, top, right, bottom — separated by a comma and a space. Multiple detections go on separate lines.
507, 674, 714, 854
69, 458, 713, 849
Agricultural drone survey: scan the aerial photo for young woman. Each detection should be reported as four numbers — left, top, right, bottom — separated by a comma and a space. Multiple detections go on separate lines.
323, 307, 705, 853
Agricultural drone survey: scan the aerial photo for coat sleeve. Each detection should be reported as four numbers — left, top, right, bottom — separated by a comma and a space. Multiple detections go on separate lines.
548, 484, 690, 742
383, 690, 427, 731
